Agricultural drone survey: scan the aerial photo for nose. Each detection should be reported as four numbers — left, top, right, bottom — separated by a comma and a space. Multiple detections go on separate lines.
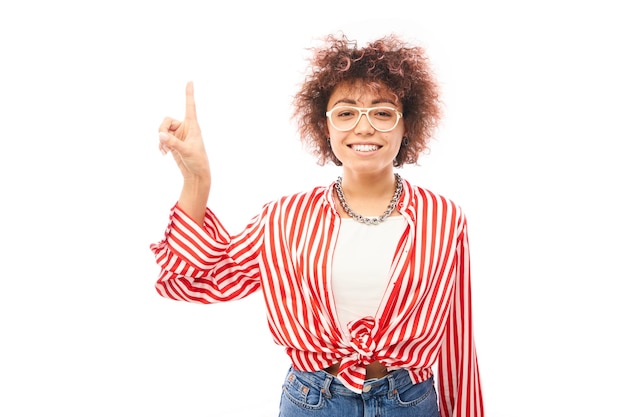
353, 111, 375, 134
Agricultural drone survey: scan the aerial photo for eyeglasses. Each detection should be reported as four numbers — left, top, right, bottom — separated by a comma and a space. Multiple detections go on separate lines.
326, 106, 403, 133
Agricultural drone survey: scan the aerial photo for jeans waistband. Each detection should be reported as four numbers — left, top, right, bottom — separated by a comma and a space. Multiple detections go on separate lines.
288, 367, 424, 399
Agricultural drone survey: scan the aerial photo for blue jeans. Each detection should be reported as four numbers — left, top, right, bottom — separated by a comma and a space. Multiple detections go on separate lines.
278, 366, 440, 417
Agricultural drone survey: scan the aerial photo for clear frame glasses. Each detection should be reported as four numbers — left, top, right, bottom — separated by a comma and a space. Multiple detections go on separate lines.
326, 106, 403, 133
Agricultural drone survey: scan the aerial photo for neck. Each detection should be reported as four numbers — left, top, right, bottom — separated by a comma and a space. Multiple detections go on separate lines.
335, 172, 403, 222
338, 171, 397, 199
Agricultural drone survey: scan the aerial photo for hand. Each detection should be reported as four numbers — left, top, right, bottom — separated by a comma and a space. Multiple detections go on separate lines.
158, 81, 210, 182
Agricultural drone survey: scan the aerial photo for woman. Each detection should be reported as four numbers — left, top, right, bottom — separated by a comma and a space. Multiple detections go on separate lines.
152, 33, 483, 417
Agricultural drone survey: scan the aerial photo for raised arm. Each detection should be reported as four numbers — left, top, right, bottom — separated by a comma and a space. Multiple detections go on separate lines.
158, 81, 210, 225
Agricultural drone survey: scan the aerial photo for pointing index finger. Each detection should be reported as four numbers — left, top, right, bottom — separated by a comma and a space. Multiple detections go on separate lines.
185, 81, 197, 122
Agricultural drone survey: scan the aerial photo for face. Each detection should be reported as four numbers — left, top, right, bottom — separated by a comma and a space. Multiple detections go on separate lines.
326, 81, 405, 176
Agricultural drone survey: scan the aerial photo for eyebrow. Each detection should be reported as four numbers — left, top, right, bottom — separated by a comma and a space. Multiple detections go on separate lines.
330, 98, 399, 108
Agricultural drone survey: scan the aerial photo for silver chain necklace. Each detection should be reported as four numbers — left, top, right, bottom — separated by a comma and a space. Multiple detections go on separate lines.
334, 173, 403, 225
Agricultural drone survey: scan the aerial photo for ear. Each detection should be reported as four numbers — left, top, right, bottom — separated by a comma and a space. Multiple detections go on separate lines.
322, 122, 330, 137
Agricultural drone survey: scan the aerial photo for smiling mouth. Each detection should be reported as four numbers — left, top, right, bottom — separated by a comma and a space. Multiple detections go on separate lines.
350, 144, 381, 152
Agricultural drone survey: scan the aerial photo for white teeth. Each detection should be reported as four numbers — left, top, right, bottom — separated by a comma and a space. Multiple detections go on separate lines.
352, 144, 380, 152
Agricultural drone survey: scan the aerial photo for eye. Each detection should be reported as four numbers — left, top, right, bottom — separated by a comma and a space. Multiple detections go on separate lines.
334, 107, 357, 119
371, 107, 395, 119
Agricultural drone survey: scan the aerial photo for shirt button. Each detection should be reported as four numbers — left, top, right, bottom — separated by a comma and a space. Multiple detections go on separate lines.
362, 385, 372, 393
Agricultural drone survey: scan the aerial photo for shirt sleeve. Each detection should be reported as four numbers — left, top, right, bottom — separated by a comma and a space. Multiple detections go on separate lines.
437, 216, 484, 417
149, 203, 264, 303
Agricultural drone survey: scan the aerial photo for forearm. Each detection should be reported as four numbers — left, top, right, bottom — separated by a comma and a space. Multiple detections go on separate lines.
178, 176, 210, 226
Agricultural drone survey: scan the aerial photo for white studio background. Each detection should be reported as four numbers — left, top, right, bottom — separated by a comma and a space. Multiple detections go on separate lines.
1, 1, 624, 416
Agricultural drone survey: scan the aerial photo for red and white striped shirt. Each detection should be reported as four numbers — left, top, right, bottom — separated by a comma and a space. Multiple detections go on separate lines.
151, 178, 483, 417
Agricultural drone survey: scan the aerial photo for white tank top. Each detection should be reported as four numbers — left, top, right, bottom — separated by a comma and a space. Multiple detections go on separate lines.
331, 215, 407, 338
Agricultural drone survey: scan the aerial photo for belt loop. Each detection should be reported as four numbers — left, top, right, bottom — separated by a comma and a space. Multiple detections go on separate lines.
387, 371, 398, 398
321, 374, 333, 399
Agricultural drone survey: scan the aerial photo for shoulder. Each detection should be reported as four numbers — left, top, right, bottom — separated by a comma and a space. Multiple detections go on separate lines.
280, 185, 329, 202
402, 179, 466, 224
262, 184, 333, 214
403, 178, 462, 208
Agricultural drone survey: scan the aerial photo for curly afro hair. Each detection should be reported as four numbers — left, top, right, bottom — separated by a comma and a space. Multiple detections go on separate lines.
292, 33, 442, 167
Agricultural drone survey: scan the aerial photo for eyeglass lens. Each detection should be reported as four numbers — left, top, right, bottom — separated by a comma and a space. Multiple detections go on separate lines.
329, 107, 399, 132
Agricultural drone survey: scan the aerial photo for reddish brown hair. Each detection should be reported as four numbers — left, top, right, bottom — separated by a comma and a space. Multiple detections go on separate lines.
292, 33, 442, 166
